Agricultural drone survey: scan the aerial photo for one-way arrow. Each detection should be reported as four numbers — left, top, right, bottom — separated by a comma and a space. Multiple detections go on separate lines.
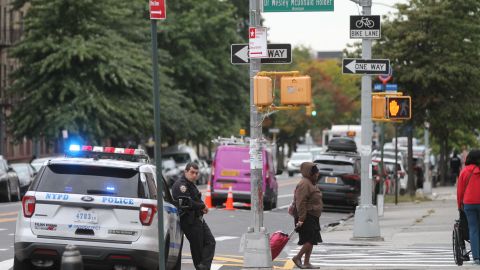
231, 44, 292, 65
342, 58, 390, 75
234, 45, 249, 63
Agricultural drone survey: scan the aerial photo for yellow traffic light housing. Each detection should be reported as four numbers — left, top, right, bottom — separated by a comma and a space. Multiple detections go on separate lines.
372, 95, 386, 120
387, 96, 411, 120
253, 76, 273, 106
280, 76, 311, 105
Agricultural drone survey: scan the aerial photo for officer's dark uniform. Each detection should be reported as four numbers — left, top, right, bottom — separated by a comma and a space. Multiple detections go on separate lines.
172, 175, 215, 270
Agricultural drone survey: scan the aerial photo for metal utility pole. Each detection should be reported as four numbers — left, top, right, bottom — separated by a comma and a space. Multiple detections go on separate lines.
351, 0, 381, 240
423, 122, 432, 194
242, 0, 273, 268
150, 20, 165, 270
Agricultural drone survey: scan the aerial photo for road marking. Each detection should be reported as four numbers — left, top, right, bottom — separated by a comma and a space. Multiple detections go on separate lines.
279, 179, 299, 188
0, 212, 17, 217
0, 218, 16, 223
0, 258, 12, 269
282, 259, 294, 270
214, 236, 239, 242
8, 233, 13, 236
211, 264, 222, 270
0, 228, 7, 231
278, 194, 294, 198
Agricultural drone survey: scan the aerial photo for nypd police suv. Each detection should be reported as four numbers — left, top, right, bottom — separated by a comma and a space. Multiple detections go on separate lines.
14, 145, 183, 270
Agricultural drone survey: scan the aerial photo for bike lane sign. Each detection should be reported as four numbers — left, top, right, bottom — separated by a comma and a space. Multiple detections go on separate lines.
350, 15, 381, 39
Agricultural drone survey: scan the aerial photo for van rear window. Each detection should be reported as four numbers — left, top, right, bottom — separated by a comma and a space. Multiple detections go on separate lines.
36, 164, 143, 198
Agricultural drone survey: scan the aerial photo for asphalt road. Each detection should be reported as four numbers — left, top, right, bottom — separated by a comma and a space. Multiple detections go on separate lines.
0, 173, 352, 269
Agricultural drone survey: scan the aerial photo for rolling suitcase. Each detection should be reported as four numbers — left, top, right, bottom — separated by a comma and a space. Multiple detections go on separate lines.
270, 230, 296, 260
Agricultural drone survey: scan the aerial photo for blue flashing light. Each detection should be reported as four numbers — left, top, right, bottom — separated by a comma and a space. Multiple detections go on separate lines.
69, 145, 81, 151
106, 186, 115, 192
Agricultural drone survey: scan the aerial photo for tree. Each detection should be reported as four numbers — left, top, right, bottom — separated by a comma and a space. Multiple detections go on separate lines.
375, 0, 480, 185
158, 0, 249, 145
10, 0, 201, 146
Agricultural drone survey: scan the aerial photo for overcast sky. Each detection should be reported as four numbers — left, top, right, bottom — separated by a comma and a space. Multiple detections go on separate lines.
262, 0, 407, 52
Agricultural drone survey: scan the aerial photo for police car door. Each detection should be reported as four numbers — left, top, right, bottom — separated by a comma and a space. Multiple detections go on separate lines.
146, 165, 182, 265
30, 163, 146, 243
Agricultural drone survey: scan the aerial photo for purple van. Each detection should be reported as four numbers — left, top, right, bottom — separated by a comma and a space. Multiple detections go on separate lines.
210, 145, 278, 210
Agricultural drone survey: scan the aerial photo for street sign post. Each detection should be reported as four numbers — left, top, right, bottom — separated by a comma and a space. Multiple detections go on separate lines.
342, 58, 390, 75
249, 27, 268, 58
263, 0, 334, 12
350, 15, 380, 39
149, 0, 166, 20
231, 44, 292, 64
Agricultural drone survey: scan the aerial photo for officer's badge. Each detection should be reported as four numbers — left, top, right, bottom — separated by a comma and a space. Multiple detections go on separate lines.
180, 185, 187, 193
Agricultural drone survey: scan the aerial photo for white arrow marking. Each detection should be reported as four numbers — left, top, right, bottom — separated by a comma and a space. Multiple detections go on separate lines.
235, 46, 249, 63
346, 60, 357, 73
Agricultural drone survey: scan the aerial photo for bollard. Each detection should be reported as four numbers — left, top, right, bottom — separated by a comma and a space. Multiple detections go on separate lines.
61, 244, 83, 270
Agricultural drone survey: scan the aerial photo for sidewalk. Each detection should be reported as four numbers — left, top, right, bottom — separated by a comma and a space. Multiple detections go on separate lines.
291, 186, 478, 269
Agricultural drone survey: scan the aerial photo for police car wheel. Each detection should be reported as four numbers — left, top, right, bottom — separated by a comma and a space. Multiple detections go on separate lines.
13, 256, 33, 270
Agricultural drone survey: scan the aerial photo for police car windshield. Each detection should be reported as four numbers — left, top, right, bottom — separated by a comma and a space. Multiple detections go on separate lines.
37, 164, 144, 198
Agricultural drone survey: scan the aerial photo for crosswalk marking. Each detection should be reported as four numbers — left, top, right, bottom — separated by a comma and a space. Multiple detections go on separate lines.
0, 258, 12, 269
288, 244, 457, 267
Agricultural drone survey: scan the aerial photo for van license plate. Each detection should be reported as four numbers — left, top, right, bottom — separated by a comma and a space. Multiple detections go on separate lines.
221, 184, 233, 189
325, 177, 338, 184
74, 211, 98, 224
221, 170, 239, 177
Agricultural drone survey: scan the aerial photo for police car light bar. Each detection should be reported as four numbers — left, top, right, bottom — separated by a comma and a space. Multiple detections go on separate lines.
67, 144, 148, 157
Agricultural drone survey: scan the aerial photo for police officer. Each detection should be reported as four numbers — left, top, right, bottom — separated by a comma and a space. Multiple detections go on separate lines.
172, 162, 215, 270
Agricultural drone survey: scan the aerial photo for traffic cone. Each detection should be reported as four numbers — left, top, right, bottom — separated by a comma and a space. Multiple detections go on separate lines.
224, 186, 235, 210
204, 180, 213, 209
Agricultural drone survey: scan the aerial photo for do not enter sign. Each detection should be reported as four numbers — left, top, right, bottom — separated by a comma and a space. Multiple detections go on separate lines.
150, 0, 166, 20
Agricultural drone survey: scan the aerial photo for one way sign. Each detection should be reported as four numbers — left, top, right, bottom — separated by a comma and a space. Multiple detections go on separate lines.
231, 44, 292, 65
342, 58, 390, 75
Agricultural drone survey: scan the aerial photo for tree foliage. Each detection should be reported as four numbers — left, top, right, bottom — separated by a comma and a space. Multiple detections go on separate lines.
158, 0, 249, 144
10, 0, 249, 147
374, 0, 480, 183
10, 0, 155, 143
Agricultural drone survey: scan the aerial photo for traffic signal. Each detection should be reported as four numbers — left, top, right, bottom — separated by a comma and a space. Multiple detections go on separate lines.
280, 76, 312, 105
253, 76, 273, 106
311, 110, 317, 117
387, 96, 411, 120
372, 95, 386, 120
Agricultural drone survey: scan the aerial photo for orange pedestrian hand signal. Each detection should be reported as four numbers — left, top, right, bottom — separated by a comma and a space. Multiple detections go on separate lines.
389, 100, 400, 116
387, 96, 411, 120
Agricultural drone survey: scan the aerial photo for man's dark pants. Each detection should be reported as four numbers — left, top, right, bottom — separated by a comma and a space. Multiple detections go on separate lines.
181, 218, 216, 270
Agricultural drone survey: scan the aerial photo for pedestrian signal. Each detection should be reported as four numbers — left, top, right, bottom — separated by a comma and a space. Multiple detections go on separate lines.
387, 96, 411, 120
372, 95, 386, 120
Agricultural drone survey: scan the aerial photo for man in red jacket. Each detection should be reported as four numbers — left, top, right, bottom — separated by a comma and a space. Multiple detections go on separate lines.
457, 150, 480, 265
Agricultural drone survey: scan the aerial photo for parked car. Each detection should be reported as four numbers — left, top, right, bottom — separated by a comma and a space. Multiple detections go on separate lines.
30, 155, 63, 172
162, 145, 200, 171
287, 152, 313, 177
11, 163, 37, 196
210, 144, 279, 210
314, 137, 377, 208
372, 157, 408, 195
0, 156, 21, 202
197, 159, 210, 185
162, 158, 182, 187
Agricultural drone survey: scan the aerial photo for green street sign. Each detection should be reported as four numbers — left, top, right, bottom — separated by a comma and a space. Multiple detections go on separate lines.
263, 0, 334, 12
